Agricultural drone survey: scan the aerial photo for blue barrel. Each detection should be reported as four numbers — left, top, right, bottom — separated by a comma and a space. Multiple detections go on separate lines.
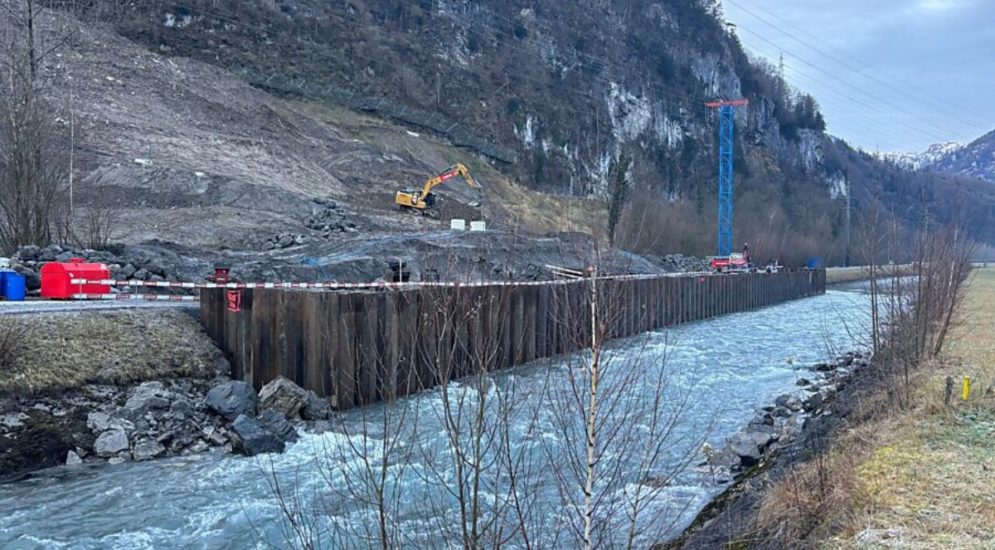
4, 273, 26, 301
0, 271, 6, 298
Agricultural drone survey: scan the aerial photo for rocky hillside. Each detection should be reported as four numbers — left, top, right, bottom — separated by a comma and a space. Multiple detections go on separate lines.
9, 0, 995, 266
927, 130, 995, 183
880, 142, 964, 171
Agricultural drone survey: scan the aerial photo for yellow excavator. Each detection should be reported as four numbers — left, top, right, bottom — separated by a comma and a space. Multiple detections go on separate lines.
395, 163, 476, 214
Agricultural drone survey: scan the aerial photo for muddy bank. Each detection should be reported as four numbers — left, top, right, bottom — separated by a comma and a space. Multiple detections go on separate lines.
663, 351, 873, 549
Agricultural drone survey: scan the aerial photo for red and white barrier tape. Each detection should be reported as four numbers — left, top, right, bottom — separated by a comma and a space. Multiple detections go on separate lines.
69, 271, 718, 291
71, 293, 200, 302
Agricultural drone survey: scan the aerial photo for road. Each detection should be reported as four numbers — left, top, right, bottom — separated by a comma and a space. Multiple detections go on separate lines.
0, 300, 197, 315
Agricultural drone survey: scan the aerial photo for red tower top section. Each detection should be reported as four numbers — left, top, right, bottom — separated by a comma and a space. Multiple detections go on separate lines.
705, 99, 749, 108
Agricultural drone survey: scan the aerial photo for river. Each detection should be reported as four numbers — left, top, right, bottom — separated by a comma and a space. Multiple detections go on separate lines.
0, 283, 872, 549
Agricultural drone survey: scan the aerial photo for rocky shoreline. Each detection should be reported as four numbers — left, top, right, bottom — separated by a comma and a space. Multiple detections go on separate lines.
0, 373, 335, 481
663, 351, 871, 549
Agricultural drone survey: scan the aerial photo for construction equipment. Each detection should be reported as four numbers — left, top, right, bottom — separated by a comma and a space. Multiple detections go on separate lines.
395, 163, 476, 214
705, 98, 749, 274
709, 253, 753, 273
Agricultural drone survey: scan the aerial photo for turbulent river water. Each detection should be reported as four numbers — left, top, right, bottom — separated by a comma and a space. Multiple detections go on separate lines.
0, 283, 873, 549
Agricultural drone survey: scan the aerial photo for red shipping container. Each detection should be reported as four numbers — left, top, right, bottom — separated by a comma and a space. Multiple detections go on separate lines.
41, 258, 111, 299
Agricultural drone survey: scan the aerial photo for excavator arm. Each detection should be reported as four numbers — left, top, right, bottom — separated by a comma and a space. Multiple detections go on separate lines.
421, 163, 476, 198
396, 163, 477, 211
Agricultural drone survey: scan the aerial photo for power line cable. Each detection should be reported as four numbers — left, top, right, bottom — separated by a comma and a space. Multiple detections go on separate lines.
732, 23, 966, 142
726, 0, 982, 129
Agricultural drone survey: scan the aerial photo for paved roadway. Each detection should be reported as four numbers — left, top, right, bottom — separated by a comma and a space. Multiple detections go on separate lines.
0, 299, 196, 315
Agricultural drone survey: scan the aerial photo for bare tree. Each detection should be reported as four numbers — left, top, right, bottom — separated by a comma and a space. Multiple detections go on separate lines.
0, 0, 77, 253
265, 251, 704, 549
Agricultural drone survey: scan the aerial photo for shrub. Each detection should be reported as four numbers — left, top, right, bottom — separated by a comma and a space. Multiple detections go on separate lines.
0, 317, 31, 372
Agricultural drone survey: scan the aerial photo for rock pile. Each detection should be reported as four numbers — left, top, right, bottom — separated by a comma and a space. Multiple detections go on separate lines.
304, 199, 357, 236
262, 233, 309, 251
83, 380, 235, 464
9, 244, 185, 291
655, 254, 710, 273
260, 200, 357, 251
706, 351, 868, 475
72, 376, 333, 466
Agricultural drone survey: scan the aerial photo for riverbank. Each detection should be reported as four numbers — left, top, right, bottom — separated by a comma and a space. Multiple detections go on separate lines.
668, 268, 995, 548
825, 264, 911, 285
0, 308, 343, 480
0, 310, 225, 478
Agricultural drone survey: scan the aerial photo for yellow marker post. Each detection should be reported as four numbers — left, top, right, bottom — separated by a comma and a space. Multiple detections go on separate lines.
962, 376, 971, 401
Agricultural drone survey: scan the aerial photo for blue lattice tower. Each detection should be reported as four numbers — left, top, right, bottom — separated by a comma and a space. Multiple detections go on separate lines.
706, 99, 748, 257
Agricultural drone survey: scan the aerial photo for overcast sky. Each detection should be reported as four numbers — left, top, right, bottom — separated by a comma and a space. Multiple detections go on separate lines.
721, 0, 995, 153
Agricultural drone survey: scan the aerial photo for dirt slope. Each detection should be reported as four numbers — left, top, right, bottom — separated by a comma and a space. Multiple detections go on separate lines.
51, 17, 604, 257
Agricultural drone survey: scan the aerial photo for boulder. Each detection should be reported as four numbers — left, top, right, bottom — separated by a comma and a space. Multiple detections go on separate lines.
39, 245, 62, 262
94, 429, 129, 457
775, 394, 803, 412
66, 450, 83, 467
232, 414, 285, 456
125, 381, 172, 412
258, 376, 308, 419
17, 245, 40, 261
803, 391, 824, 412
87, 411, 134, 434
727, 430, 776, 467
205, 381, 257, 421
169, 397, 193, 419
258, 409, 298, 443
796, 378, 812, 387
120, 263, 137, 279
301, 391, 332, 421
132, 439, 166, 461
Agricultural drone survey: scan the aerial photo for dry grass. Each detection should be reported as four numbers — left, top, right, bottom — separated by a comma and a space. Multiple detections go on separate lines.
0, 316, 32, 372
0, 309, 224, 395
753, 269, 995, 548
826, 266, 870, 285
825, 265, 914, 285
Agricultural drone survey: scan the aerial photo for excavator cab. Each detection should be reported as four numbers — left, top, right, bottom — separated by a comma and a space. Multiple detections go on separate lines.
396, 163, 476, 213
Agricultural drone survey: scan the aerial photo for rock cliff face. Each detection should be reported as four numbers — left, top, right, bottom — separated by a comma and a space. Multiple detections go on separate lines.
110, 0, 822, 196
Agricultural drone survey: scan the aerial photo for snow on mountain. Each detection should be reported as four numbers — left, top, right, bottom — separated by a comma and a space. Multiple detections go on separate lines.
928, 131, 995, 183
878, 141, 964, 171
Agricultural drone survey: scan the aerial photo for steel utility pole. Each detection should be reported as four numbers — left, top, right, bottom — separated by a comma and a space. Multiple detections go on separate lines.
844, 172, 851, 267
705, 99, 748, 257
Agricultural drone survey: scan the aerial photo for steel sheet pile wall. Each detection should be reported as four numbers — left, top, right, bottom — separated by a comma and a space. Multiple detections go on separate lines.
201, 270, 825, 410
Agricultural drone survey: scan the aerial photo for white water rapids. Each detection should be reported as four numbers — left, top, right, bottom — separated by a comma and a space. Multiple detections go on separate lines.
0, 283, 873, 549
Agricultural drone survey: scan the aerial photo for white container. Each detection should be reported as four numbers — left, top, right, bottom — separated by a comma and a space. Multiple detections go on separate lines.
470, 221, 487, 232
450, 219, 467, 231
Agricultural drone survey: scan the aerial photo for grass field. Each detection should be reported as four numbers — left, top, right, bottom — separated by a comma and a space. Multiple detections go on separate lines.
0, 310, 223, 395
753, 268, 995, 547
826, 265, 913, 285
834, 268, 995, 547
825, 266, 869, 285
